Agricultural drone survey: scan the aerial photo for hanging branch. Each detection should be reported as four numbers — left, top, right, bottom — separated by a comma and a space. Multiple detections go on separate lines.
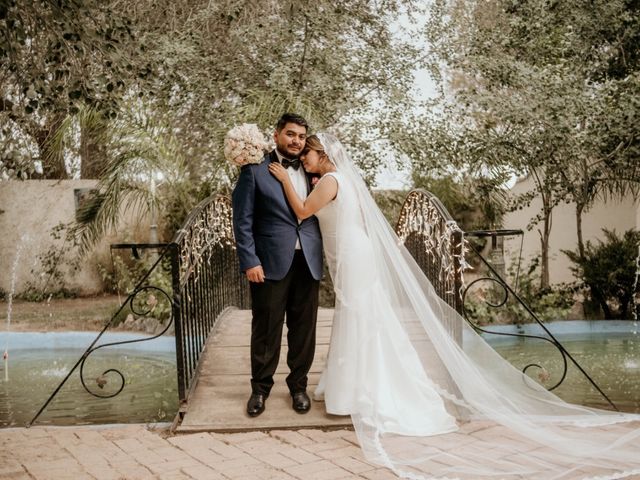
632, 243, 640, 330
297, 14, 310, 90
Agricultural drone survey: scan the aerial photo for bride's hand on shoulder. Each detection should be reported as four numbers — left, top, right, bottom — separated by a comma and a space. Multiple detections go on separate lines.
268, 163, 288, 183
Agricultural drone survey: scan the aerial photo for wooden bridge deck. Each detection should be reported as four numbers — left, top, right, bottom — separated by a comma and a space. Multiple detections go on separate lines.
176, 308, 352, 433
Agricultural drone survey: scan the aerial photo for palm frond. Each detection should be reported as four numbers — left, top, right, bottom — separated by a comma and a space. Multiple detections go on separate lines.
68, 100, 189, 255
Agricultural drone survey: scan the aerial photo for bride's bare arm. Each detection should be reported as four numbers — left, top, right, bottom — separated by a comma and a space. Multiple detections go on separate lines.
268, 163, 337, 220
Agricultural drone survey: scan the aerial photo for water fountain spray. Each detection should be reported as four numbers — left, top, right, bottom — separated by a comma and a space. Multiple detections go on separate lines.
5, 236, 29, 381
632, 243, 640, 335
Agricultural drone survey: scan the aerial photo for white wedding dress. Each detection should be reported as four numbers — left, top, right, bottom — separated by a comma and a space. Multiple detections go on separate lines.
308, 133, 640, 480
314, 171, 458, 436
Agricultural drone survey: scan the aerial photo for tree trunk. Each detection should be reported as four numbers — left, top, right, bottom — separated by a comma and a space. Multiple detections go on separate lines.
80, 124, 106, 179
36, 114, 68, 179
575, 201, 613, 318
538, 207, 552, 290
576, 202, 585, 260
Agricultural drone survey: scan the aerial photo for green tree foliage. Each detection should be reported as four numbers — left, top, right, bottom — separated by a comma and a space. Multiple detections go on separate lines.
564, 229, 640, 320
411, 173, 507, 233
65, 104, 190, 253
0, 0, 148, 178
2, 0, 427, 251
1, 0, 424, 182
397, 0, 640, 289
122, 0, 425, 182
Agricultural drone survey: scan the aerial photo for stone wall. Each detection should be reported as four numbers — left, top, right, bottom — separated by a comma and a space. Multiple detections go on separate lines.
0, 180, 156, 296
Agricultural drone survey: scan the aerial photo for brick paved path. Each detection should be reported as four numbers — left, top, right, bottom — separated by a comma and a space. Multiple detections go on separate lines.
3, 423, 640, 480
0, 425, 396, 480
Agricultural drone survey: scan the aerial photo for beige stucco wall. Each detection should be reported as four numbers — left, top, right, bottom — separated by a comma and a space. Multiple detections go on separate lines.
503, 176, 639, 285
0, 180, 154, 296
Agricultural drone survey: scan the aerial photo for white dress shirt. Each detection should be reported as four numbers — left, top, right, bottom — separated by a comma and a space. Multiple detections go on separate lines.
275, 149, 307, 250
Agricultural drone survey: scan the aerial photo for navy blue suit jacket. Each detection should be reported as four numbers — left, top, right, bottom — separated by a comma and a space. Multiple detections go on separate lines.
231, 151, 323, 281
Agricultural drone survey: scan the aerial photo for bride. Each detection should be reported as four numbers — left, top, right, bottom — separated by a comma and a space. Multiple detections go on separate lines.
268, 133, 640, 480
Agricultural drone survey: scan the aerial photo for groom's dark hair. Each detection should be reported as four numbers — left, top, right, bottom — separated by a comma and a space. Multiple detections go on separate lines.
276, 113, 309, 132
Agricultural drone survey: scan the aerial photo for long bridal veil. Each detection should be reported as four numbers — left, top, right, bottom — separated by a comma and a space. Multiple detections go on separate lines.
317, 132, 640, 480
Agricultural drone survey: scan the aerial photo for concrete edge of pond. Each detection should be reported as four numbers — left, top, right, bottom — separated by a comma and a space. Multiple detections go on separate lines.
0, 331, 176, 351
477, 320, 638, 337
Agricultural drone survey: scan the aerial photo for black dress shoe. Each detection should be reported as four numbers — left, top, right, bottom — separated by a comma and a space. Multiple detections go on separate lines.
292, 391, 311, 413
247, 393, 266, 417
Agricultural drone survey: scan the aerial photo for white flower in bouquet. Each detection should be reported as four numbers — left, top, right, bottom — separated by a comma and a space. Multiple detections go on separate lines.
224, 123, 270, 167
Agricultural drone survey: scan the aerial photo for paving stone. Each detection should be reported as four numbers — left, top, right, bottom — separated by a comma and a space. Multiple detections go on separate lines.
112, 462, 155, 480
146, 459, 202, 475
303, 439, 357, 455
298, 429, 338, 442
270, 430, 316, 446
113, 437, 146, 452
213, 452, 263, 475
284, 459, 353, 480
216, 430, 269, 444
223, 464, 290, 479
360, 468, 400, 479
75, 429, 113, 446
21, 428, 51, 438
255, 451, 301, 468
0, 472, 33, 480
279, 444, 323, 464
157, 472, 192, 480
174, 447, 226, 467
82, 463, 124, 480
180, 464, 227, 480
331, 455, 377, 474
51, 430, 82, 447
167, 433, 213, 449
236, 436, 289, 455
154, 446, 195, 462
23, 458, 84, 472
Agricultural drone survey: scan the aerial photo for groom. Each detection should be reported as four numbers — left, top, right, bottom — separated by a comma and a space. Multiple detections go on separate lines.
232, 113, 323, 417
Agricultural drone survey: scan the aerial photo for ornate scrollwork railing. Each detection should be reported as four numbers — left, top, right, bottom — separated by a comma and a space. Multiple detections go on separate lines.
395, 189, 617, 410
395, 189, 469, 343
78, 285, 175, 399
29, 194, 248, 427
171, 195, 249, 405
395, 190, 469, 311
461, 250, 617, 409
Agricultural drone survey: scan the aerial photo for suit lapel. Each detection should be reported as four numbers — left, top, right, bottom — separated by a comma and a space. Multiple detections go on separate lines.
263, 150, 298, 222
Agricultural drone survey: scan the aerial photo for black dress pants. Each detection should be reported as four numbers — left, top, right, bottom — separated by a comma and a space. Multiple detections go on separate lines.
249, 250, 320, 396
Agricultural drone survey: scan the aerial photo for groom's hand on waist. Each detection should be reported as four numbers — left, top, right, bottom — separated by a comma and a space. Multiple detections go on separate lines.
246, 265, 265, 283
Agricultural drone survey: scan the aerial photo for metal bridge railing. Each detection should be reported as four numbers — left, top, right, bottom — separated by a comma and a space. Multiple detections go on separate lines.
395, 189, 617, 410
170, 195, 249, 404
29, 189, 617, 428
28, 195, 249, 427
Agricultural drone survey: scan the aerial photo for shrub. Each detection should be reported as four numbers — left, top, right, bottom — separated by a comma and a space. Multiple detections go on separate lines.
98, 251, 172, 323
563, 228, 640, 320
464, 256, 574, 325
19, 223, 81, 301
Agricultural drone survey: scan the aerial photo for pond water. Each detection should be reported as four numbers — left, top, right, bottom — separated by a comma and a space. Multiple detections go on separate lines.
1, 321, 637, 428
0, 332, 177, 428
481, 321, 640, 413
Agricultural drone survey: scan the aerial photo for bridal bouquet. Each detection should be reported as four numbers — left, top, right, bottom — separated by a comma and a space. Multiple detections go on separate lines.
224, 123, 269, 167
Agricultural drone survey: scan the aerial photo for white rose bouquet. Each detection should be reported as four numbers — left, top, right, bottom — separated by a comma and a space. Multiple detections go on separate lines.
224, 123, 269, 167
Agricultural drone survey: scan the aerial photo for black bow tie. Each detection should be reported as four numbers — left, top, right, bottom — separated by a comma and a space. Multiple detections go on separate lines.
281, 158, 301, 170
